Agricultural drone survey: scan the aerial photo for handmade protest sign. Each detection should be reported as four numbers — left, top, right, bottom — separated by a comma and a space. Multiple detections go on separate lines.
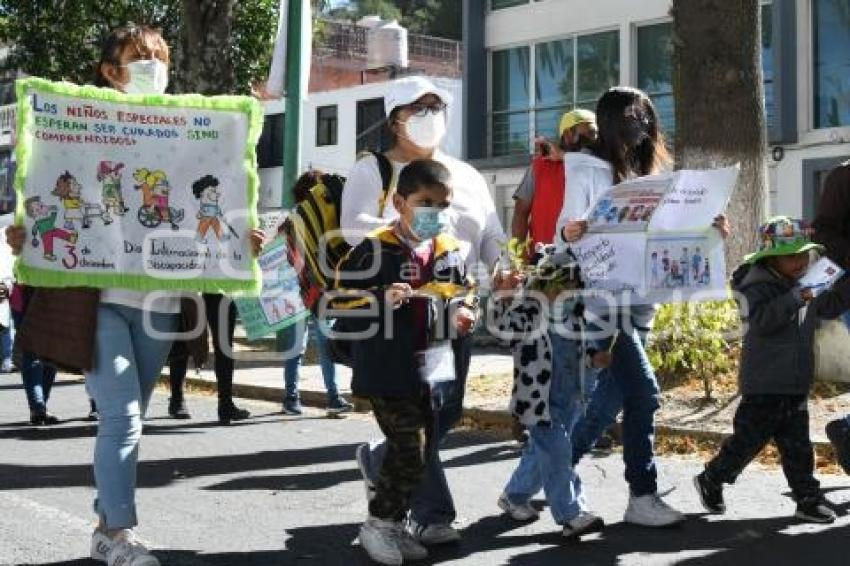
571, 166, 737, 304
14, 78, 263, 293
234, 234, 308, 341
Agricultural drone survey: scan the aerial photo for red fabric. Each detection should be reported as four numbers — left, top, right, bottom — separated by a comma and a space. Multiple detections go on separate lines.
530, 156, 566, 248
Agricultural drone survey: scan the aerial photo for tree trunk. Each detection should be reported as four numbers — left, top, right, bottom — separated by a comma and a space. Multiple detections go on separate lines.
177, 0, 238, 95
672, 0, 767, 266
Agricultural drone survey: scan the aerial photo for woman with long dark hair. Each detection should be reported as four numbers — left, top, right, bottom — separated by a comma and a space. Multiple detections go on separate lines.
556, 86, 727, 527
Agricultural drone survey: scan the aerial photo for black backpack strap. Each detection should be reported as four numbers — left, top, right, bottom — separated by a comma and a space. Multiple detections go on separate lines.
371, 151, 394, 204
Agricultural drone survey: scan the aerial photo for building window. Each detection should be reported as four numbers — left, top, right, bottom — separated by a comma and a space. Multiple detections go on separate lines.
490, 30, 619, 156
813, 0, 850, 128
637, 23, 675, 135
634, 4, 775, 140
491, 0, 528, 10
316, 105, 338, 147
356, 98, 389, 153
491, 46, 530, 156
762, 3, 775, 132
803, 156, 850, 220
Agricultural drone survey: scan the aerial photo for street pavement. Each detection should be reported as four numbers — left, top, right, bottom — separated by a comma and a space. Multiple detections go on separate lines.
1, 377, 850, 566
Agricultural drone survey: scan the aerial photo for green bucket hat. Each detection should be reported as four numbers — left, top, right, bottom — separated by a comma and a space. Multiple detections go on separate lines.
743, 216, 824, 264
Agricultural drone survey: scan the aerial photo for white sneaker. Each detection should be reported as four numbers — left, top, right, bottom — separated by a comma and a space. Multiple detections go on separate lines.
562, 511, 604, 538
407, 518, 461, 545
106, 530, 160, 566
359, 517, 403, 565
396, 528, 428, 560
355, 443, 377, 502
624, 493, 685, 527
90, 528, 113, 563
497, 493, 539, 521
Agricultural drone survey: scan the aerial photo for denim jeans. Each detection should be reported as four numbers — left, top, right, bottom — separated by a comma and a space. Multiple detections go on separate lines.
571, 309, 661, 497
11, 310, 56, 414
281, 316, 339, 401
362, 335, 473, 526
504, 332, 586, 524
84, 303, 177, 529
1, 320, 12, 364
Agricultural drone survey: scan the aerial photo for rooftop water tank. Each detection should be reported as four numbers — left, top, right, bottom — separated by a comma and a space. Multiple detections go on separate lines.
366, 19, 408, 70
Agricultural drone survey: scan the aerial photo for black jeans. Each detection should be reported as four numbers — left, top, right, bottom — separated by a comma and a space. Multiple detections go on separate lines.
706, 394, 820, 500
170, 294, 236, 406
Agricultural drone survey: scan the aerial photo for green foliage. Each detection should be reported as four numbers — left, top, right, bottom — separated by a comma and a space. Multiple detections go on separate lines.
647, 300, 741, 399
0, 0, 279, 94
231, 0, 280, 95
0, 1, 180, 85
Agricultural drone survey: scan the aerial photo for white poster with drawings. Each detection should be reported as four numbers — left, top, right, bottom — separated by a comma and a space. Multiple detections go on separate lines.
573, 166, 738, 304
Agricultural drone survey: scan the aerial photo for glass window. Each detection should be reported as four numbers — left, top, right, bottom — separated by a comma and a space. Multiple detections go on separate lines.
535, 39, 574, 138
813, 0, 850, 128
491, 0, 528, 9
492, 46, 531, 156
316, 105, 338, 147
637, 23, 675, 135
576, 30, 620, 109
356, 98, 388, 153
762, 3, 775, 132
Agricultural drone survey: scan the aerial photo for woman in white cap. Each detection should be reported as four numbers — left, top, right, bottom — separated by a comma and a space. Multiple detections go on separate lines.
341, 76, 506, 549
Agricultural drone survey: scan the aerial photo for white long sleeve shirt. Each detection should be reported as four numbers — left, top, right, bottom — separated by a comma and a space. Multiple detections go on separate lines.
554, 152, 614, 251
340, 151, 506, 273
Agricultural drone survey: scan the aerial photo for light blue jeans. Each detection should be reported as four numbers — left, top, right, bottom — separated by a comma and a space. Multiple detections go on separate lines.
85, 303, 177, 529
280, 316, 339, 401
503, 331, 586, 524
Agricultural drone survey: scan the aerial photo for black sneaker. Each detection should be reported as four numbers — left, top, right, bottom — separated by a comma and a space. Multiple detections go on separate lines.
795, 495, 836, 524
694, 472, 725, 514
168, 397, 191, 420
826, 418, 850, 475
218, 403, 250, 425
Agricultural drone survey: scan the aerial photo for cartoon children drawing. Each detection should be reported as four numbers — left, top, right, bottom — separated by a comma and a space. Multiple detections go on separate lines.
192, 174, 235, 243
692, 246, 703, 284
51, 171, 84, 230
25, 196, 78, 262
661, 249, 671, 287
650, 251, 660, 287
97, 161, 129, 222
680, 247, 690, 286
134, 168, 184, 230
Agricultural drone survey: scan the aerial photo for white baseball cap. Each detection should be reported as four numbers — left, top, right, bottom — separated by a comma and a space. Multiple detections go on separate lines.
384, 76, 453, 116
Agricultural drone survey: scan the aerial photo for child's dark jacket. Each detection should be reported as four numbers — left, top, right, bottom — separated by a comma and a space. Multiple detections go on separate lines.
732, 262, 850, 396
333, 226, 476, 398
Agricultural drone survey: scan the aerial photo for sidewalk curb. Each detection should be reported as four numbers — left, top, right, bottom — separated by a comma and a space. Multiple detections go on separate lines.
169, 375, 836, 450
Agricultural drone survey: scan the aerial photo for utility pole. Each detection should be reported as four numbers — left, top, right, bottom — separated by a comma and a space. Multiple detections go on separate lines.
281, 0, 304, 208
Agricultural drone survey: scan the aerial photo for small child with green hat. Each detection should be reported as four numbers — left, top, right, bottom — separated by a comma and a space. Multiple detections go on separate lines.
694, 216, 850, 524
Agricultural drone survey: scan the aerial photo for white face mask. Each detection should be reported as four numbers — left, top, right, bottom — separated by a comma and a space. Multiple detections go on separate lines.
402, 112, 446, 150
122, 59, 169, 95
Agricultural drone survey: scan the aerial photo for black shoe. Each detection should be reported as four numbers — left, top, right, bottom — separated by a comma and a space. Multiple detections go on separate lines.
694, 472, 725, 514
218, 403, 250, 425
30, 411, 59, 426
795, 495, 836, 524
168, 398, 191, 420
826, 418, 850, 475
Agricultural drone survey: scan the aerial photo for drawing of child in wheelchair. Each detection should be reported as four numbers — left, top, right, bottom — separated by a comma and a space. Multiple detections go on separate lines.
134, 168, 184, 230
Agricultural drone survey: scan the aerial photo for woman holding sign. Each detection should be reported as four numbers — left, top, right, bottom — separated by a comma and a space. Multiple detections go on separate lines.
556, 86, 729, 528
8, 25, 264, 566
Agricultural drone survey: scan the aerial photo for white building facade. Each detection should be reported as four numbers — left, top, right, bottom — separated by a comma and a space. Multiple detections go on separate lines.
462, 0, 850, 230
256, 76, 462, 208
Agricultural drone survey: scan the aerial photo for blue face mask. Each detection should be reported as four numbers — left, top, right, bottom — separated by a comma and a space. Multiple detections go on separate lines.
410, 206, 449, 240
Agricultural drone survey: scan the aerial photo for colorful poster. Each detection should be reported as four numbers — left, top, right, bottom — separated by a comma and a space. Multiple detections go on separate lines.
234, 234, 308, 341
13, 78, 263, 293
573, 166, 738, 304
